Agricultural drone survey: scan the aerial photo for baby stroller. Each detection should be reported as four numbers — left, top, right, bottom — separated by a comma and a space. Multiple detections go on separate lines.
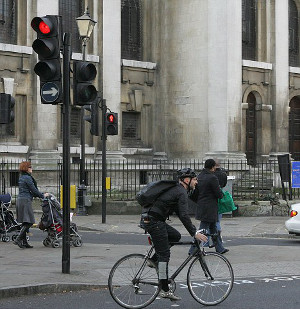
0, 194, 21, 242
39, 194, 82, 248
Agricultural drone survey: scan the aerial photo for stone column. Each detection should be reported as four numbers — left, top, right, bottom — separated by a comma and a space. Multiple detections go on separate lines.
103, 0, 121, 151
207, 0, 242, 153
272, 0, 289, 152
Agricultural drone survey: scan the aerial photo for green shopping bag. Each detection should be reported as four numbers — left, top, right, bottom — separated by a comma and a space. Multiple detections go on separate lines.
218, 191, 237, 214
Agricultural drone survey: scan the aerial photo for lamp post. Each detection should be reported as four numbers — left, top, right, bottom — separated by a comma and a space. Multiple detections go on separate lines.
76, 7, 97, 215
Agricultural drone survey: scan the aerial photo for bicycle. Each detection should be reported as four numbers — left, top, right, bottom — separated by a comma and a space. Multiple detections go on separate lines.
108, 232, 234, 308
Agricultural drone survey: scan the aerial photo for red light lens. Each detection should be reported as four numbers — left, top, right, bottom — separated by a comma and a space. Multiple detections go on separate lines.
108, 114, 114, 123
290, 210, 298, 217
39, 21, 51, 34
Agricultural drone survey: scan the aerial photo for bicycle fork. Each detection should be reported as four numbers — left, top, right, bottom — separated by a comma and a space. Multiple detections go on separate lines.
199, 253, 214, 280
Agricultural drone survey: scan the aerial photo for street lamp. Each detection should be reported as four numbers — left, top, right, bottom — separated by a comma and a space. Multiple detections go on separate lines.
76, 7, 97, 215
76, 7, 97, 60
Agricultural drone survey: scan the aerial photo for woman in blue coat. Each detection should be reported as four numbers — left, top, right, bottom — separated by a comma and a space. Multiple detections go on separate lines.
14, 161, 47, 248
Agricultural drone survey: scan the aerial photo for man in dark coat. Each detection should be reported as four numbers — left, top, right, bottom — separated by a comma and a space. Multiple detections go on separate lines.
192, 159, 229, 254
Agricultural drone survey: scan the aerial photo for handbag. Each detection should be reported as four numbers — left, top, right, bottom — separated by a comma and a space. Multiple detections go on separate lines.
218, 191, 237, 214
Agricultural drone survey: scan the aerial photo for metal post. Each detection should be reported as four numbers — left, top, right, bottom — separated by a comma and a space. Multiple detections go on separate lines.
62, 32, 71, 274
78, 38, 88, 216
101, 99, 107, 223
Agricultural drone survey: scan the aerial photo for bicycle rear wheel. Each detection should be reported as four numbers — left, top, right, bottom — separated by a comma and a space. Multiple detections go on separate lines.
187, 252, 234, 306
108, 253, 159, 309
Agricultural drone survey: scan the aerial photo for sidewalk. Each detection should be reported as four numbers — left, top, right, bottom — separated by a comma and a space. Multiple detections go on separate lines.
0, 214, 294, 299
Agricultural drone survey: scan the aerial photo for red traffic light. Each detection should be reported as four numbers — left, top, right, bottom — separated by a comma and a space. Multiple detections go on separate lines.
31, 16, 55, 36
108, 114, 115, 123
105, 112, 118, 135
39, 21, 51, 34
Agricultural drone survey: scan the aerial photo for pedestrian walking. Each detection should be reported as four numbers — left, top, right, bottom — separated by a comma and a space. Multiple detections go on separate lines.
14, 161, 48, 248
190, 159, 229, 254
214, 159, 228, 243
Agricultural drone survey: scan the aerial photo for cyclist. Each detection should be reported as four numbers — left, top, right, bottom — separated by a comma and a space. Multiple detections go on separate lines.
140, 168, 207, 301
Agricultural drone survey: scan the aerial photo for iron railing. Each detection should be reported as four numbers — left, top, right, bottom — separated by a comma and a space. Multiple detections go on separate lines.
0, 158, 297, 204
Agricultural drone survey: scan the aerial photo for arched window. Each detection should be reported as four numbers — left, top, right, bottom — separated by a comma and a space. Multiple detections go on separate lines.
246, 92, 257, 166
0, 0, 17, 44
289, 0, 299, 67
242, 0, 257, 61
121, 0, 142, 60
59, 0, 84, 53
289, 96, 300, 160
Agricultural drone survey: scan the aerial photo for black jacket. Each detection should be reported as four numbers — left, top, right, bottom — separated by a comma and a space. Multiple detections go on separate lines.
214, 168, 227, 188
143, 183, 196, 237
194, 168, 223, 222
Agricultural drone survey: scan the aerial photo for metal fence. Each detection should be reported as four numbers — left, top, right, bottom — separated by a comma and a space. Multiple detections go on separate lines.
1, 158, 297, 204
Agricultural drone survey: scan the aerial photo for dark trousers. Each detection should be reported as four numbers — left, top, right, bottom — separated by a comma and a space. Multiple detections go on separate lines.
141, 218, 181, 263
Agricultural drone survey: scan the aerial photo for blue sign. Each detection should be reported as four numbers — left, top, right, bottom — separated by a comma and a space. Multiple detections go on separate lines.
41, 82, 59, 103
292, 161, 300, 188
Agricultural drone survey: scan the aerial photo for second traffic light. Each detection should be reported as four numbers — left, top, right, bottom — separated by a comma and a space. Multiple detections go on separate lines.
73, 61, 97, 106
105, 112, 118, 135
84, 102, 99, 136
31, 15, 62, 104
0, 93, 15, 124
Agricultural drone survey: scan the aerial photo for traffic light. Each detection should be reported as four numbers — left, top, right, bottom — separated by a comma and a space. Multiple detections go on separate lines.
31, 15, 62, 104
0, 93, 15, 124
105, 112, 118, 135
84, 102, 99, 136
73, 61, 97, 106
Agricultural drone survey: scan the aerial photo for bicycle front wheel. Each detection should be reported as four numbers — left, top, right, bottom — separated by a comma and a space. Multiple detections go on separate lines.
108, 253, 159, 309
187, 252, 234, 306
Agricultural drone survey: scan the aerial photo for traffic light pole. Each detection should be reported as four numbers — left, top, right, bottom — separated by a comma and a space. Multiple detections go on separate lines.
62, 32, 71, 274
77, 106, 87, 216
101, 99, 107, 223
77, 37, 89, 216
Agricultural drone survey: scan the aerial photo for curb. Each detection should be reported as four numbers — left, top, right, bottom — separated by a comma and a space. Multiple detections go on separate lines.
0, 283, 106, 299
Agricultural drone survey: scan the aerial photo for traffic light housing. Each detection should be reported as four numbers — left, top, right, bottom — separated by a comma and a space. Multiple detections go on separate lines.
31, 15, 62, 104
84, 102, 99, 136
105, 112, 118, 135
0, 93, 15, 124
73, 61, 98, 106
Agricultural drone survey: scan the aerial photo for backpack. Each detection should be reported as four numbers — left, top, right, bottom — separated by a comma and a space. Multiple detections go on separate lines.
136, 180, 177, 208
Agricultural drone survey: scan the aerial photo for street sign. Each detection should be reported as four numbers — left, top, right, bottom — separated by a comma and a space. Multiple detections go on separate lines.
41, 82, 60, 103
292, 161, 300, 188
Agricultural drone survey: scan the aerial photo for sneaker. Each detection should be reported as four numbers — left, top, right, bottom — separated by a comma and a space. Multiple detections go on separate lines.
220, 248, 229, 254
158, 290, 181, 301
147, 258, 158, 269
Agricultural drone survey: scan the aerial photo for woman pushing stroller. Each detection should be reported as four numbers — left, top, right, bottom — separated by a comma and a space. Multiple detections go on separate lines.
14, 161, 49, 248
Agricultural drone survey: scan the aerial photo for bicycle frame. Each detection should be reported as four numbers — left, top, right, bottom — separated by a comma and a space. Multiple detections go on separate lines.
168, 240, 214, 282
135, 237, 214, 285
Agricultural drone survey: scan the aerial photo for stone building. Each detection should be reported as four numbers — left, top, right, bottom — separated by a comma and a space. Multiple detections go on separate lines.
0, 0, 298, 165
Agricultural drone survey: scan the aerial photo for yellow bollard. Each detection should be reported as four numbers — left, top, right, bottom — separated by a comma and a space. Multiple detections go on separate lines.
106, 177, 111, 190
60, 185, 76, 209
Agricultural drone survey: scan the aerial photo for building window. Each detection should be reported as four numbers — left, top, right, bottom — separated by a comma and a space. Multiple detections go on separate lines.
122, 112, 141, 140
60, 107, 81, 144
0, 0, 17, 44
289, 0, 299, 67
59, 0, 84, 53
242, 0, 257, 61
0, 122, 14, 137
121, 0, 142, 60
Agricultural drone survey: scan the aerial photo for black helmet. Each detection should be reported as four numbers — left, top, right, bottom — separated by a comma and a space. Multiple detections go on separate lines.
177, 168, 197, 179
